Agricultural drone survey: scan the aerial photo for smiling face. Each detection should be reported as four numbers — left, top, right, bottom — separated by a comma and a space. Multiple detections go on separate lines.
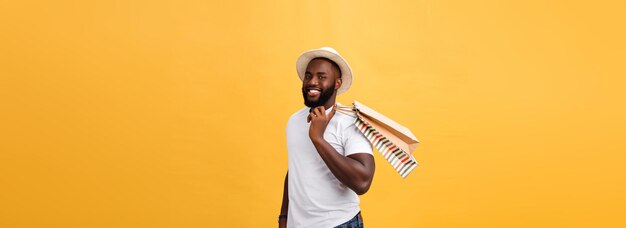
301, 58, 342, 108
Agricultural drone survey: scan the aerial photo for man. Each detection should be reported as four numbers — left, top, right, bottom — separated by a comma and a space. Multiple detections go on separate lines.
279, 47, 376, 228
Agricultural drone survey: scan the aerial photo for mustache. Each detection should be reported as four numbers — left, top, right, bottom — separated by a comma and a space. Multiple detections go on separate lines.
302, 84, 336, 107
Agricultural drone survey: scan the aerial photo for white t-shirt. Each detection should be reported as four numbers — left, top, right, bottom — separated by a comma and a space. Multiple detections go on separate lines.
286, 105, 373, 228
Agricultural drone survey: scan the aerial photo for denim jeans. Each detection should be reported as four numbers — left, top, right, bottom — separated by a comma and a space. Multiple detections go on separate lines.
333, 212, 364, 228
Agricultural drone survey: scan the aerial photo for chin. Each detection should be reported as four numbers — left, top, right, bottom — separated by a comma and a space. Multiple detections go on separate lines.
304, 100, 318, 107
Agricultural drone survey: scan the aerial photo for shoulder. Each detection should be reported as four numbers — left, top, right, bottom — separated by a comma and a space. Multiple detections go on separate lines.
331, 110, 359, 131
287, 107, 310, 123
290, 107, 310, 118
332, 110, 357, 123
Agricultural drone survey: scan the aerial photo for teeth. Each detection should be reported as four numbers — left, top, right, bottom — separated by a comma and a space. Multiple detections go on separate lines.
307, 89, 320, 96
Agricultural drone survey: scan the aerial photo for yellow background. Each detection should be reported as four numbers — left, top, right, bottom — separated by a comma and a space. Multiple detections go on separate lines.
1, 0, 625, 227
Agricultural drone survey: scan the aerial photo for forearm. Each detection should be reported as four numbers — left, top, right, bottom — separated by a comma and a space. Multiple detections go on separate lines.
279, 172, 288, 228
311, 137, 373, 194
280, 172, 288, 215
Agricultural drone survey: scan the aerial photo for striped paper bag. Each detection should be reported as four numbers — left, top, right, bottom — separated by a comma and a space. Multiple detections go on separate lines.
336, 101, 420, 178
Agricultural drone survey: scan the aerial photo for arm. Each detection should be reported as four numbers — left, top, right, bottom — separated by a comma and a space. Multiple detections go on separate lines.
278, 172, 288, 228
308, 106, 376, 195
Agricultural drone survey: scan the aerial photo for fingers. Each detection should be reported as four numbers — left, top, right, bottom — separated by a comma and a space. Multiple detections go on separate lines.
308, 107, 320, 123
328, 105, 336, 120
313, 106, 324, 117
307, 105, 336, 123
307, 108, 314, 123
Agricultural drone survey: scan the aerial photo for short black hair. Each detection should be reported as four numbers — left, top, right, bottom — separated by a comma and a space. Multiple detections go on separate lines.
310, 57, 342, 78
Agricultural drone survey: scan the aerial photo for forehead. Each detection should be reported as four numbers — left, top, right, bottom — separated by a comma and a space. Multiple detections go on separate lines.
305, 58, 335, 73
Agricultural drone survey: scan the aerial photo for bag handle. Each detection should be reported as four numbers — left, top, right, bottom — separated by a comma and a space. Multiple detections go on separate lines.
334, 104, 357, 116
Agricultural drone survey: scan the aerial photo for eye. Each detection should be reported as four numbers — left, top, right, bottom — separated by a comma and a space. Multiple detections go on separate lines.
304, 74, 312, 80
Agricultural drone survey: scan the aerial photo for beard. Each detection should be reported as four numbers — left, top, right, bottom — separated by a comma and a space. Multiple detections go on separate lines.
302, 83, 336, 108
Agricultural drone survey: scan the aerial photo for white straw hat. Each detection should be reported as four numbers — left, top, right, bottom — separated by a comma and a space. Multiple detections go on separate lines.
296, 47, 353, 95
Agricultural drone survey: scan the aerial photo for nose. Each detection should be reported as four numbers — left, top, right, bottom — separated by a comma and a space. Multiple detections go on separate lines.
306, 77, 319, 86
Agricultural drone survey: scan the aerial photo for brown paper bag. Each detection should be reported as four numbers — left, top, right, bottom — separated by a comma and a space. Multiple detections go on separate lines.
336, 101, 420, 178
353, 100, 420, 154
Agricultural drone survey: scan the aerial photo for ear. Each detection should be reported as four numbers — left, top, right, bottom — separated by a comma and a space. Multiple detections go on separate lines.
335, 77, 342, 91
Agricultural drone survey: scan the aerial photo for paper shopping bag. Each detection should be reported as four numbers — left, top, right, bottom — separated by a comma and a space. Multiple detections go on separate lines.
336, 101, 420, 178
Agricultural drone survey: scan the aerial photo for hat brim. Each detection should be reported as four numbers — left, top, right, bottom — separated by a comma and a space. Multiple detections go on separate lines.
296, 48, 352, 95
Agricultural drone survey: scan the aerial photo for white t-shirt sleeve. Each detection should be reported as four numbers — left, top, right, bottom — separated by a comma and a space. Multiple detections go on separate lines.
342, 122, 374, 156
